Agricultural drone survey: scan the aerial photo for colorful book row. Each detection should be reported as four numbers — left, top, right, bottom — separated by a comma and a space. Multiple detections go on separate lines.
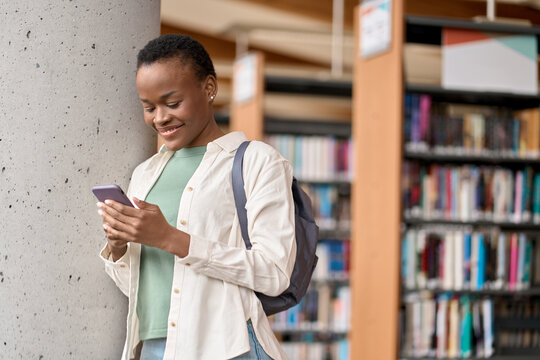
269, 285, 350, 334
265, 134, 353, 182
312, 240, 350, 282
402, 228, 540, 291
402, 294, 494, 359
281, 340, 349, 360
404, 93, 540, 157
301, 184, 351, 232
402, 162, 540, 223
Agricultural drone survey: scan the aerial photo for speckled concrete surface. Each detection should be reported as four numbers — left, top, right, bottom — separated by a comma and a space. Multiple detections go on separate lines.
0, 1, 159, 358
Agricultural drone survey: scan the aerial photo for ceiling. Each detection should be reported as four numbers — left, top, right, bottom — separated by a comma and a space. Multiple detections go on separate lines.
161, 0, 355, 79
161, 0, 540, 78
159, 0, 540, 112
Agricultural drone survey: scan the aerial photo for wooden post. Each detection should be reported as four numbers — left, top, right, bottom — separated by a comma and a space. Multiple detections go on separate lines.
230, 52, 265, 141
350, 2, 404, 359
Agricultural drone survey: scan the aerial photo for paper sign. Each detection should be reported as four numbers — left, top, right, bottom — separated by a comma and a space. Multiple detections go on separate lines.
233, 53, 257, 103
360, 0, 392, 59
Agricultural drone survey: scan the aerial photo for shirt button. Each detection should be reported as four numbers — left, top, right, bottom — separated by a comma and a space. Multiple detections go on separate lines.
170, 322, 176, 327
187, 187, 193, 192
180, 220, 187, 226
174, 288, 180, 294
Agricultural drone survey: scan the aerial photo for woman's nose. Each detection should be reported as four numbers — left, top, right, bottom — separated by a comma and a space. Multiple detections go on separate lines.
154, 106, 169, 124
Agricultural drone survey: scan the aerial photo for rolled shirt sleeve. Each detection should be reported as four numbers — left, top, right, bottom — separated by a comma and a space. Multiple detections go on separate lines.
99, 242, 131, 297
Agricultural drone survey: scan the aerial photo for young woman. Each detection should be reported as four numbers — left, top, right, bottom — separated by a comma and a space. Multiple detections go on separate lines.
97, 34, 296, 360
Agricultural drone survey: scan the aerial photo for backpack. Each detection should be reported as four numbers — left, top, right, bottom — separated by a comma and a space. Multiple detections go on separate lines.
232, 141, 319, 316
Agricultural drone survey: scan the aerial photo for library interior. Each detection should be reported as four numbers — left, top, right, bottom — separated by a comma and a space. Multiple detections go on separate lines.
179, 0, 540, 359
4, 0, 540, 359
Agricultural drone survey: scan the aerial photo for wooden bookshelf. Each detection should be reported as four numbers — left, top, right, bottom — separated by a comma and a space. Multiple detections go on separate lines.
229, 5, 540, 360
230, 53, 353, 359
350, 1, 404, 360
402, 288, 540, 297
353, 3, 540, 360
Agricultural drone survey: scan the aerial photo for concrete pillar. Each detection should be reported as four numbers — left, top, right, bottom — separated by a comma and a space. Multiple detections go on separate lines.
0, 1, 160, 358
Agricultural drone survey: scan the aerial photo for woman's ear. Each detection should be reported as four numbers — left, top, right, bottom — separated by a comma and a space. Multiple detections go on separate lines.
205, 75, 217, 103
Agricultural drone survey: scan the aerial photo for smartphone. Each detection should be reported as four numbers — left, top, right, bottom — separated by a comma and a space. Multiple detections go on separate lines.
92, 184, 134, 207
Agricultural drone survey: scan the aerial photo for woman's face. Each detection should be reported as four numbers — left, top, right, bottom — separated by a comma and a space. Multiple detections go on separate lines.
135, 59, 217, 150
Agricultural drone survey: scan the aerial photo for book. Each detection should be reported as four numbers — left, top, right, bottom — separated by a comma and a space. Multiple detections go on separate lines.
436, 295, 449, 358
482, 299, 494, 357
405, 95, 540, 157
460, 296, 473, 358
463, 232, 472, 289
403, 162, 540, 223
454, 230, 464, 290
477, 233, 486, 290
494, 232, 506, 290
509, 233, 518, 291
447, 296, 460, 358
516, 233, 526, 290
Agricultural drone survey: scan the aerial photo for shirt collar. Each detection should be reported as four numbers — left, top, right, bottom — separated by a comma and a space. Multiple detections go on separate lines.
159, 144, 168, 154
209, 131, 247, 153
158, 131, 247, 154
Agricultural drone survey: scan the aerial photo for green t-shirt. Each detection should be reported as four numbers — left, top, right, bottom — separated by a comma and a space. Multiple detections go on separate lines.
137, 145, 206, 341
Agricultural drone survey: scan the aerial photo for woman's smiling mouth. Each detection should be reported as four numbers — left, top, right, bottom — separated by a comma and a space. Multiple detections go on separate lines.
157, 124, 183, 137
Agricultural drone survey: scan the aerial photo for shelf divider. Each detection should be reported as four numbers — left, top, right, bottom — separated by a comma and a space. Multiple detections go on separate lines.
351, 3, 404, 360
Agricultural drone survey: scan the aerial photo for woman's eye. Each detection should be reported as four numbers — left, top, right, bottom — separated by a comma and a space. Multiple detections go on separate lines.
167, 102, 180, 109
144, 107, 155, 113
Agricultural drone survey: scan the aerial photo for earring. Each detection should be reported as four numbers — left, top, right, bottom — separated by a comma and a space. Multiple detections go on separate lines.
210, 94, 215, 100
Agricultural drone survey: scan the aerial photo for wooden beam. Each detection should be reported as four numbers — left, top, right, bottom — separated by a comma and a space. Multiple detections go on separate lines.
234, 0, 356, 29
161, 22, 326, 67
406, 0, 540, 25
350, 2, 403, 360
237, 0, 540, 28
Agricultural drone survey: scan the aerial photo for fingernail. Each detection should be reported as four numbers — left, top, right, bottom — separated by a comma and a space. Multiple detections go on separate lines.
97, 209, 103, 216
97, 202, 103, 208
103, 224, 108, 230
104, 200, 111, 205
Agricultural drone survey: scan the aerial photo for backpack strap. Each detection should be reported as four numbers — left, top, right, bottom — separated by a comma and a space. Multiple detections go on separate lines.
232, 141, 252, 249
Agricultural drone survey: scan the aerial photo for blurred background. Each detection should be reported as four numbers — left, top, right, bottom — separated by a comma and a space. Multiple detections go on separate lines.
3, 0, 540, 359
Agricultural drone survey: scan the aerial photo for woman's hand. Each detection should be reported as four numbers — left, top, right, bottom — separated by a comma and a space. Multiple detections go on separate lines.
97, 197, 190, 257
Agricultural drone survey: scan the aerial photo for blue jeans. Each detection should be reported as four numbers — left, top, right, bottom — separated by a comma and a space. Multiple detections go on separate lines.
139, 320, 273, 360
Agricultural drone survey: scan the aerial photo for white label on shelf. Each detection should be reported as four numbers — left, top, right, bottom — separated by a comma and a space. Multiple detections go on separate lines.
359, 0, 392, 59
233, 53, 257, 104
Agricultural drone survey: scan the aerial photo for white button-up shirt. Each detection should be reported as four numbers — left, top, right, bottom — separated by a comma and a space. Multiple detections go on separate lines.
100, 131, 296, 360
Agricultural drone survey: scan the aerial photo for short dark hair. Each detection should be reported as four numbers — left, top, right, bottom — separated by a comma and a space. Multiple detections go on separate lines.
137, 34, 216, 82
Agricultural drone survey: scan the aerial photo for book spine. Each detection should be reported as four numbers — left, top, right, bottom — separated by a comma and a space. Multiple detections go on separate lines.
482, 299, 494, 358
514, 170, 523, 223
477, 233, 486, 290
463, 232, 472, 290
407, 230, 417, 289
534, 174, 540, 223
509, 233, 518, 291
436, 296, 448, 358
523, 238, 532, 289
417, 230, 427, 289
447, 297, 459, 358
516, 233, 526, 290
495, 233, 506, 290
443, 232, 454, 290
460, 296, 473, 358
471, 233, 479, 290
454, 231, 464, 291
